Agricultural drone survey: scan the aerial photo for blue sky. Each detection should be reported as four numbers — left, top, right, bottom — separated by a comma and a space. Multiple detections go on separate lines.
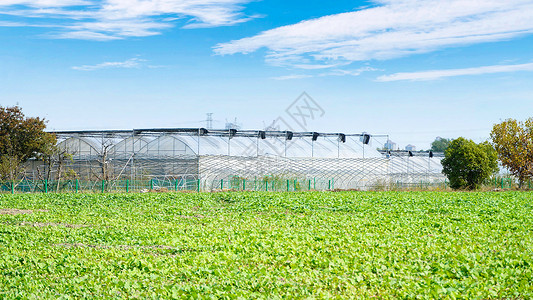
1, 0, 533, 150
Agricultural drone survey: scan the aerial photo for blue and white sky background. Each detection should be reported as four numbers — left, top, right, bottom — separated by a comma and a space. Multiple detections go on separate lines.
1, 0, 533, 150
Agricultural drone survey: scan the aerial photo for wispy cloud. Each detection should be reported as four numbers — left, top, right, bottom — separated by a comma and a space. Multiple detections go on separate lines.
319, 67, 378, 77
0, 0, 255, 40
215, 0, 533, 68
376, 62, 533, 82
271, 74, 313, 80
272, 67, 378, 80
72, 57, 147, 71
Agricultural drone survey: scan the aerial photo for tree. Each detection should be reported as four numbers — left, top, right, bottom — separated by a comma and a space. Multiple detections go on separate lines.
441, 137, 498, 190
491, 118, 533, 187
431, 137, 451, 152
0, 106, 56, 181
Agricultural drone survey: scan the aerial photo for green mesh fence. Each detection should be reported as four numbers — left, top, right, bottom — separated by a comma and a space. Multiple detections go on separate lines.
1, 176, 528, 194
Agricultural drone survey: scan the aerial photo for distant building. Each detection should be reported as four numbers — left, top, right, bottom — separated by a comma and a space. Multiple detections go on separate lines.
405, 144, 416, 151
384, 140, 396, 150
225, 118, 241, 130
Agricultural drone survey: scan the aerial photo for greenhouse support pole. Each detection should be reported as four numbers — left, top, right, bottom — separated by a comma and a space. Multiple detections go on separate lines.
337, 139, 340, 158
227, 133, 230, 156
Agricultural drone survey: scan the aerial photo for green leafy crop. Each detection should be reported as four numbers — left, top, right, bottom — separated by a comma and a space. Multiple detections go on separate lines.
1, 191, 532, 298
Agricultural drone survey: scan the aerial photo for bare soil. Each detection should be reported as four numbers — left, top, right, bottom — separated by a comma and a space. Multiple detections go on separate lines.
0, 209, 34, 215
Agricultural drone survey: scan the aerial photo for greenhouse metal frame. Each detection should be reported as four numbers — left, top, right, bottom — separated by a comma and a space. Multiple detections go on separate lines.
22, 128, 445, 191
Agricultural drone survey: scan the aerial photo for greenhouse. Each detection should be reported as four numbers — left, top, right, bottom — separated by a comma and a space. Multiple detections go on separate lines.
23, 128, 445, 191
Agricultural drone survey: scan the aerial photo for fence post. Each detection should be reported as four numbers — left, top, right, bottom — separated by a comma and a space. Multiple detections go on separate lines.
501, 178, 504, 189
150, 179, 154, 190
197, 179, 200, 192
308, 179, 311, 191
45, 180, 48, 194
101, 180, 105, 193
243, 179, 246, 191
328, 180, 331, 190
75, 179, 79, 193
266, 180, 268, 192
126, 179, 129, 193
11, 181, 14, 194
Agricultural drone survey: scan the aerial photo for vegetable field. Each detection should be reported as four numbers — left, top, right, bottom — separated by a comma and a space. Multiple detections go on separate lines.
1, 191, 532, 298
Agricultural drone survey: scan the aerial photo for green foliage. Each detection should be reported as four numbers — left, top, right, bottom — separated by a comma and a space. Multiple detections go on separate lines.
431, 137, 451, 152
441, 137, 498, 190
0, 106, 56, 180
491, 118, 533, 186
1, 191, 533, 298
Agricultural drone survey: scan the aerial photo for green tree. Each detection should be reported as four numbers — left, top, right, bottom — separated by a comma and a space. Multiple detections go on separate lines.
431, 137, 451, 152
0, 106, 56, 181
491, 118, 533, 187
441, 137, 498, 190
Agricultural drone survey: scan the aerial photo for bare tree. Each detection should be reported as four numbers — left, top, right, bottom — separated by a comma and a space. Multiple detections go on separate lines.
54, 148, 74, 192
96, 141, 114, 191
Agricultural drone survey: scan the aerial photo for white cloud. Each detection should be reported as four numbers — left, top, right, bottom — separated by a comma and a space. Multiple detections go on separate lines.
0, 21, 26, 26
0, 0, 254, 40
0, 0, 90, 7
376, 62, 533, 81
72, 57, 147, 71
271, 74, 313, 80
319, 67, 378, 77
215, 0, 533, 68
272, 66, 378, 80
